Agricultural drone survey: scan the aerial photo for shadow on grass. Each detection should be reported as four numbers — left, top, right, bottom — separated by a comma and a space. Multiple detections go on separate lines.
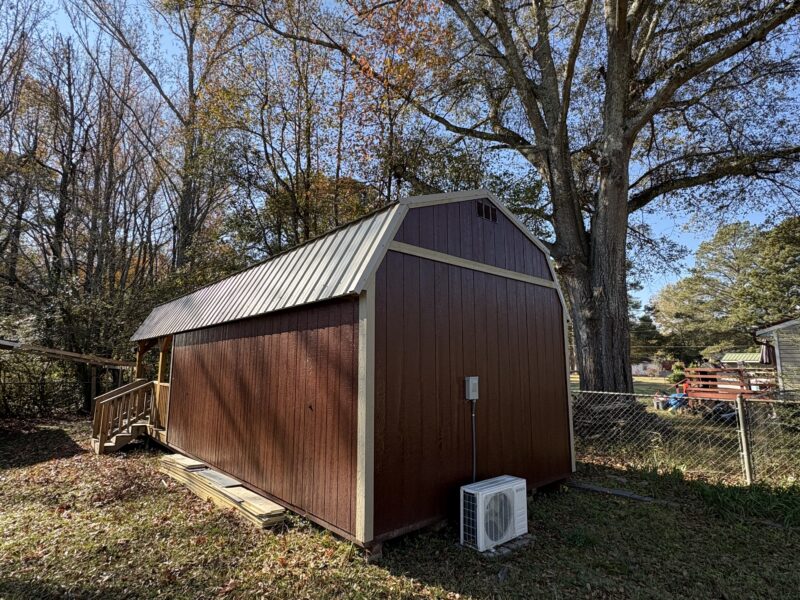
0, 422, 84, 469
0, 578, 150, 600
577, 461, 800, 527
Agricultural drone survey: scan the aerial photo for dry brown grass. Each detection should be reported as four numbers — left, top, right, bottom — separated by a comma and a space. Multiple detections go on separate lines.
2, 419, 800, 599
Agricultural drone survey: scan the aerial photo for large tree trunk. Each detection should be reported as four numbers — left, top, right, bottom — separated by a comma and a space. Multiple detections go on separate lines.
560, 198, 634, 393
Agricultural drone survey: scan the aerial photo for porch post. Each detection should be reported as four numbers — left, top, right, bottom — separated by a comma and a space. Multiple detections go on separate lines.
157, 336, 172, 384
135, 340, 147, 379
156, 336, 173, 431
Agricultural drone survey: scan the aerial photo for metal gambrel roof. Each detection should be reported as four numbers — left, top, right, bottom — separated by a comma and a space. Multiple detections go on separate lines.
132, 189, 566, 341
132, 203, 403, 341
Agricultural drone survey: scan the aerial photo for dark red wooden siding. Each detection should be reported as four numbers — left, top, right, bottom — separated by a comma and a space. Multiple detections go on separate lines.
167, 297, 359, 536
394, 201, 553, 280
373, 251, 571, 538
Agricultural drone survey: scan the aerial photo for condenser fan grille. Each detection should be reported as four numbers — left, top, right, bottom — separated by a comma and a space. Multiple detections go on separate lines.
484, 491, 513, 542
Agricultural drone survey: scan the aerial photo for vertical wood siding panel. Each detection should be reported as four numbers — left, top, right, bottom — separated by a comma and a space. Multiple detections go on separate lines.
382, 251, 405, 534
319, 305, 333, 522
400, 207, 420, 246
446, 202, 462, 257
448, 260, 466, 490
483, 215, 496, 268
523, 284, 541, 475
307, 307, 321, 517
473, 271, 490, 479
373, 252, 570, 538
432, 204, 449, 253
510, 280, 531, 475
333, 302, 346, 528
419, 203, 435, 250
403, 202, 552, 280
294, 309, 308, 511
346, 301, 359, 530
166, 297, 358, 536
419, 256, 437, 519
484, 272, 501, 478
459, 201, 474, 262
473, 210, 485, 264
495, 278, 511, 474
402, 253, 422, 520
433, 261, 452, 490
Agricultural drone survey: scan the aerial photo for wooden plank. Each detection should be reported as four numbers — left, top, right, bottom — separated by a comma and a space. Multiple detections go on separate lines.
225, 486, 284, 517
161, 454, 205, 470
159, 456, 286, 528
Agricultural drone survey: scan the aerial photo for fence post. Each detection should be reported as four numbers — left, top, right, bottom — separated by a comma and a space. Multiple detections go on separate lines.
736, 394, 754, 485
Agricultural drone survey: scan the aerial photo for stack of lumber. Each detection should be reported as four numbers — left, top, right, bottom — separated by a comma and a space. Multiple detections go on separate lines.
159, 454, 286, 528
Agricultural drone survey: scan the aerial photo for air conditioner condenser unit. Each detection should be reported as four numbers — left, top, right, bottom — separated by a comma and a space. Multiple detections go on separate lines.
460, 475, 528, 552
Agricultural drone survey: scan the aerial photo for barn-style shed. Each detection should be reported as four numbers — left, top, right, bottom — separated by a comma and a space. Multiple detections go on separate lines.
115, 189, 573, 548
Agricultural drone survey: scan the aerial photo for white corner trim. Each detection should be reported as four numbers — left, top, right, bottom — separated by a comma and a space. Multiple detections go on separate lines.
756, 319, 800, 336
355, 275, 376, 543
563, 312, 575, 472
388, 241, 557, 290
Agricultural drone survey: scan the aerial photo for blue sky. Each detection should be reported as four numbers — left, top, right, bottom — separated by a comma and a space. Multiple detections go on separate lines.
634, 208, 770, 309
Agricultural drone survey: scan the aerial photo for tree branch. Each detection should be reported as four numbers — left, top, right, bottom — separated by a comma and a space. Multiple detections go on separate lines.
627, 0, 800, 136
627, 146, 800, 213
559, 0, 593, 137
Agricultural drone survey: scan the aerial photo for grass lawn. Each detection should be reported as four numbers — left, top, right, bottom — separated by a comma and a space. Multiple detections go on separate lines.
2, 419, 800, 599
570, 374, 672, 396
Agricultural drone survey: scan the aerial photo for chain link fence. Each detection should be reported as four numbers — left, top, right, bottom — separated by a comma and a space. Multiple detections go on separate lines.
572, 390, 800, 486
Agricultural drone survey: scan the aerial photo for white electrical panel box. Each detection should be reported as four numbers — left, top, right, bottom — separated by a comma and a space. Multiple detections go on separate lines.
465, 376, 479, 400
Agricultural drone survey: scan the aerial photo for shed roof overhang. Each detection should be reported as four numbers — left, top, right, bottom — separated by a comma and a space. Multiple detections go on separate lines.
757, 318, 800, 337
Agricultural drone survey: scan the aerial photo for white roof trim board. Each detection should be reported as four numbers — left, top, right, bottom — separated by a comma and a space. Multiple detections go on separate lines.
757, 319, 800, 336
132, 190, 566, 341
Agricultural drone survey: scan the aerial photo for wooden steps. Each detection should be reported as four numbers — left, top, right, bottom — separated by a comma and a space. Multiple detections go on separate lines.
159, 454, 286, 528
91, 429, 139, 454
91, 379, 155, 454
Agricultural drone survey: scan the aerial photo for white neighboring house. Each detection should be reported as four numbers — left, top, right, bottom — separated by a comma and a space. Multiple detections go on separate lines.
631, 360, 673, 377
757, 318, 800, 390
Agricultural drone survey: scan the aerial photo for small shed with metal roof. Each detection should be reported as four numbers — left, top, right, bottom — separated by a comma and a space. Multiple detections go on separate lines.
125, 189, 574, 549
720, 352, 763, 367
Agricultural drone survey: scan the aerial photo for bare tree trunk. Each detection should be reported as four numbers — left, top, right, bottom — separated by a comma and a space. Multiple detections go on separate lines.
561, 208, 633, 392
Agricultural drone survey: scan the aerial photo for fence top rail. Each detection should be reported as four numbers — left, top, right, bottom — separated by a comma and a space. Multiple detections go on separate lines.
572, 389, 800, 405
684, 367, 775, 374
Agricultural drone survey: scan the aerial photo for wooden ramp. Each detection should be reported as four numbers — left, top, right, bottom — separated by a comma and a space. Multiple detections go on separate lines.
159, 454, 286, 528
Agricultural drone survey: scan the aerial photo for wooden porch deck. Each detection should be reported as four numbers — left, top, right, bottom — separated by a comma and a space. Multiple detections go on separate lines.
682, 367, 777, 400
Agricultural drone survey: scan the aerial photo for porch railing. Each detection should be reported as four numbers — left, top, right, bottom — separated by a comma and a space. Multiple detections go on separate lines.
92, 379, 154, 447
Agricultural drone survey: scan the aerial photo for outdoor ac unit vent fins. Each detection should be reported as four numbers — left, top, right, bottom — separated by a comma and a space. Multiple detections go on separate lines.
462, 491, 478, 547
460, 475, 527, 552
